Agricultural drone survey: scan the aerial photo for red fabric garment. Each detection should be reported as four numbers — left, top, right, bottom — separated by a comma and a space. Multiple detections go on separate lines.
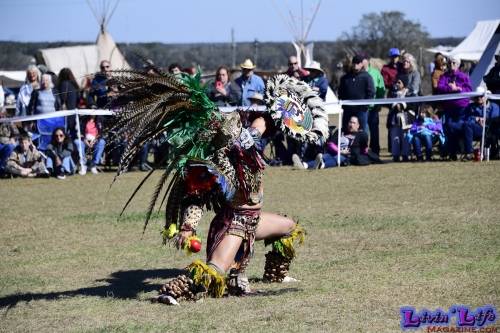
381, 64, 398, 90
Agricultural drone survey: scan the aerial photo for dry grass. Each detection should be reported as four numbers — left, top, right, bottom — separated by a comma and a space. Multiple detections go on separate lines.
0, 161, 499, 333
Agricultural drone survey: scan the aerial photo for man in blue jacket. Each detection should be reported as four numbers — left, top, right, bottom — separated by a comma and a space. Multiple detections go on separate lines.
235, 59, 265, 107
464, 94, 500, 160
303, 61, 328, 101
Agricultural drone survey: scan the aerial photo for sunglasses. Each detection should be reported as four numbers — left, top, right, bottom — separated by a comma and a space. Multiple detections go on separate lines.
55, 134, 65, 137
101, 65, 110, 69
288, 62, 298, 65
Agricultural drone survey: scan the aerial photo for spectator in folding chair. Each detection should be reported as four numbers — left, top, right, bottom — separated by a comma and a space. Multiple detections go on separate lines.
45, 127, 76, 179
464, 93, 500, 160
6, 134, 49, 178
35, 116, 66, 152
74, 115, 105, 175
407, 104, 445, 161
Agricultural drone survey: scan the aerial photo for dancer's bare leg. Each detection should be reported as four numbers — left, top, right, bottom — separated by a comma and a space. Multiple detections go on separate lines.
255, 211, 295, 241
209, 234, 243, 272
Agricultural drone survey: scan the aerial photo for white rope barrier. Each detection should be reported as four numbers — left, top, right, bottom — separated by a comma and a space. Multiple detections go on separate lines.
0, 109, 114, 123
1, 91, 497, 165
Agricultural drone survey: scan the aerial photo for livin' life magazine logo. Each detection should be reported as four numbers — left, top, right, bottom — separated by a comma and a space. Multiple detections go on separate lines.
400, 305, 498, 332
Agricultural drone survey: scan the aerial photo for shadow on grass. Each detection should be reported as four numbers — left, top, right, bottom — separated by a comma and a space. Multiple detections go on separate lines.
0, 268, 184, 310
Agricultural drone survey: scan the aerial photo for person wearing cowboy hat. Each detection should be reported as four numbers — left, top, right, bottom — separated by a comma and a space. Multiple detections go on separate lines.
235, 58, 265, 107
303, 61, 328, 101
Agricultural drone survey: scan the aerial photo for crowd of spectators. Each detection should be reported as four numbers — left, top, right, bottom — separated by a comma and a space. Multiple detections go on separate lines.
1, 49, 499, 180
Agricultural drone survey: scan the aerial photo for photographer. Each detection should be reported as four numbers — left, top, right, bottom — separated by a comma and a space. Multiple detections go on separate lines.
207, 65, 241, 107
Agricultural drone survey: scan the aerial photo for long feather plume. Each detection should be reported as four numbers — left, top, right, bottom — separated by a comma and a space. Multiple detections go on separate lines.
108, 69, 220, 232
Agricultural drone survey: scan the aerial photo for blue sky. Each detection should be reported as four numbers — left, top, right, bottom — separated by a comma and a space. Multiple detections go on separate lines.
1, 0, 499, 43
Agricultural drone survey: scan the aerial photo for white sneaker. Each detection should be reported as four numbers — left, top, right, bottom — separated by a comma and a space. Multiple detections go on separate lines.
79, 165, 87, 175
292, 154, 306, 169
90, 166, 98, 175
313, 153, 325, 169
56, 174, 66, 180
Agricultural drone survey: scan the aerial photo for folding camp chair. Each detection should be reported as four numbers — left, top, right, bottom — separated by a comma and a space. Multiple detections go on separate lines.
36, 117, 66, 151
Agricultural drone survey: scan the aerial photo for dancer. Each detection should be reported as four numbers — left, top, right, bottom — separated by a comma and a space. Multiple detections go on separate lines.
108, 69, 328, 304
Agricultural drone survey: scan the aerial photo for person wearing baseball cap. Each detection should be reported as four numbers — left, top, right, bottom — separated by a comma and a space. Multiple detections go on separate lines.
235, 59, 265, 106
381, 47, 401, 91
338, 54, 375, 132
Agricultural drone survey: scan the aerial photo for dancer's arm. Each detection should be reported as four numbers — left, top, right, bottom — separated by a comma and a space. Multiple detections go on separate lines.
175, 204, 204, 249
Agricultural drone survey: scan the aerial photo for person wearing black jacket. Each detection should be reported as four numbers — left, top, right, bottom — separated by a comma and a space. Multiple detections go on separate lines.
57, 68, 80, 139
484, 52, 500, 108
46, 127, 75, 179
338, 54, 375, 133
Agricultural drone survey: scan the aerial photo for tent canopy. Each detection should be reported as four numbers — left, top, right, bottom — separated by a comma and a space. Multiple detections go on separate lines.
427, 20, 500, 61
38, 30, 130, 87
426, 20, 500, 89
0, 71, 26, 88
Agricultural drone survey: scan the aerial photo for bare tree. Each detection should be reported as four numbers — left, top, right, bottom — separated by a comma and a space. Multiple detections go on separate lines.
338, 11, 430, 59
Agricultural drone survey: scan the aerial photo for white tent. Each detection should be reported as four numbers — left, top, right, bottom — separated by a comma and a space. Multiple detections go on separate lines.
37, 0, 129, 87
426, 20, 500, 89
447, 20, 499, 61
0, 71, 26, 88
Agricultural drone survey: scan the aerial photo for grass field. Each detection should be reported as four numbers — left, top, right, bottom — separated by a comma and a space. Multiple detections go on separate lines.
0, 161, 499, 333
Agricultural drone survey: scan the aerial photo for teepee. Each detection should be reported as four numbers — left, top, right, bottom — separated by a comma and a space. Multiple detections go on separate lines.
272, 0, 322, 68
37, 0, 129, 86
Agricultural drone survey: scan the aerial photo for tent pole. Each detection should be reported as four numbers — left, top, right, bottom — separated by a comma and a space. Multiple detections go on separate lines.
75, 110, 85, 171
338, 107, 342, 167
480, 92, 488, 161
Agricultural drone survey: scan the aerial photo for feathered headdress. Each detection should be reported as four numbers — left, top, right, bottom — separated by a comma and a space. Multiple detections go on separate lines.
108, 69, 224, 231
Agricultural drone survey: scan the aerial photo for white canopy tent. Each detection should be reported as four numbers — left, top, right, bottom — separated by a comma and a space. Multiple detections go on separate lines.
427, 19, 500, 89
0, 71, 26, 88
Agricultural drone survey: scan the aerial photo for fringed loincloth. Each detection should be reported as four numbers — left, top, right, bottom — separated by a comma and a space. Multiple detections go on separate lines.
206, 207, 261, 264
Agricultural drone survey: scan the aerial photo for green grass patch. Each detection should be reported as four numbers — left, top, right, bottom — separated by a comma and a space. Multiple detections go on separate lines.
1, 161, 499, 332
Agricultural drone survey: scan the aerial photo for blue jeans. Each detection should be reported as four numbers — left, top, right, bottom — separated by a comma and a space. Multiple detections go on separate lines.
445, 118, 465, 156
412, 134, 433, 160
464, 121, 483, 154
0, 143, 15, 173
389, 127, 410, 159
368, 109, 380, 154
75, 138, 106, 166
305, 152, 347, 168
46, 156, 76, 174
